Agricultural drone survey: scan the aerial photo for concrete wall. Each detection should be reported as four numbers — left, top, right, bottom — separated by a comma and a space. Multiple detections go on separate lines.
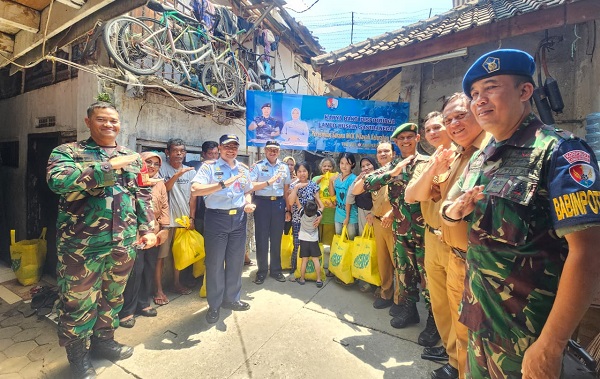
371, 21, 600, 137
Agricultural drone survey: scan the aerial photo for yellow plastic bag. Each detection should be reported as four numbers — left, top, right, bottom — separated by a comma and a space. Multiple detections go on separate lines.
172, 216, 205, 270
281, 229, 294, 270
351, 224, 381, 286
10, 228, 47, 286
199, 274, 207, 298
319, 171, 337, 207
193, 258, 205, 278
293, 243, 326, 281
329, 225, 355, 284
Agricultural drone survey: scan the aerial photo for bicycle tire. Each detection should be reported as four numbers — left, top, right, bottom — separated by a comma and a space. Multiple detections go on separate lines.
201, 61, 240, 102
224, 54, 250, 107
103, 16, 164, 76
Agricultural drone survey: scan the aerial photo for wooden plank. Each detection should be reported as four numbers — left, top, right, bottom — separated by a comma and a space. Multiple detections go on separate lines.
4, 0, 147, 71
0, 31, 14, 54
0, 0, 41, 33
12, 0, 50, 12
319, 0, 598, 80
55, 0, 86, 9
0, 24, 20, 35
8, 0, 116, 69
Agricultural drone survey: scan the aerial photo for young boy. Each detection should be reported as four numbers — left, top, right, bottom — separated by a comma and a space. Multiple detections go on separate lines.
297, 200, 323, 287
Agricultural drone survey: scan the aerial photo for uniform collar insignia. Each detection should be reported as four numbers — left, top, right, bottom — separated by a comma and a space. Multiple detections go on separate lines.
482, 57, 500, 73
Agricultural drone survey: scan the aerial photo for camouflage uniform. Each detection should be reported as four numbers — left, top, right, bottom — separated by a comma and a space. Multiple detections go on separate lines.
252, 115, 280, 140
452, 115, 600, 377
364, 154, 429, 306
47, 138, 155, 346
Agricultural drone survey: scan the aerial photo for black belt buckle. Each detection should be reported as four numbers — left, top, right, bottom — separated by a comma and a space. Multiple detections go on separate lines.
451, 247, 467, 260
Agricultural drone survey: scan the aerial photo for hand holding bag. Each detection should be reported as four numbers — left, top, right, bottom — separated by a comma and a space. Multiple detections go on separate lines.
172, 216, 205, 270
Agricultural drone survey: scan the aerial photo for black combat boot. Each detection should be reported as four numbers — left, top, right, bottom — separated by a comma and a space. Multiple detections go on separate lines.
418, 311, 441, 347
90, 336, 134, 361
65, 338, 96, 379
390, 302, 420, 329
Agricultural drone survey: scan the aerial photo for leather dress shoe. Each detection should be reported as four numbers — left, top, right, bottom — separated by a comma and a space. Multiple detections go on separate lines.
389, 303, 403, 317
221, 301, 250, 311
137, 308, 157, 317
431, 363, 459, 379
421, 346, 449, 362
373, 297, 393, 309
254, 274, 266, 285
90, 338, 133, 361
419, 312, 441, 347
271, 272, 286, 282
206, 307, 220, 324
390, 302, 420, 329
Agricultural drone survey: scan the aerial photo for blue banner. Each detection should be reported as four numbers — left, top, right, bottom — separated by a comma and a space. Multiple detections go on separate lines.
246, 91, 409, 154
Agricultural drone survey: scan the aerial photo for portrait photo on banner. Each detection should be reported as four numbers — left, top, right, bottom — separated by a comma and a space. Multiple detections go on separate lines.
245, 91, 410, 154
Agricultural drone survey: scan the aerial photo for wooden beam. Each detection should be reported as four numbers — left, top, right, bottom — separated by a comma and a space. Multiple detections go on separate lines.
55, 0, 86, 9
0, 31, 14, 53
0, 0, 41, 33
3, 0, 147, 71
319, 0, 600, 80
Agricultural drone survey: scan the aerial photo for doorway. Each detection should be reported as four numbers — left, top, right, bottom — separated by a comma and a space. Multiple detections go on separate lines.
27, 132, 76, 276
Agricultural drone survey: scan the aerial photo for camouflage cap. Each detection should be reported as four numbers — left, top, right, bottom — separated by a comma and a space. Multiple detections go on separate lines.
391, 123, 419, 138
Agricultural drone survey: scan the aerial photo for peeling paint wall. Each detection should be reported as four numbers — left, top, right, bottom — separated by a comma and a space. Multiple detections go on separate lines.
372, 22, 600, 138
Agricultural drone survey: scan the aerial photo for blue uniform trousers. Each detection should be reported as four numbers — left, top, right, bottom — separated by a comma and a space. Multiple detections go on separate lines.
254, 196, 286, 277
204, 208, 247, 308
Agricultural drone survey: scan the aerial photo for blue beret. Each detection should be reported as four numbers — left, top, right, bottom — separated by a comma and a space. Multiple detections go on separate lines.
462, 49, 535, 98
391, 123, 419, 138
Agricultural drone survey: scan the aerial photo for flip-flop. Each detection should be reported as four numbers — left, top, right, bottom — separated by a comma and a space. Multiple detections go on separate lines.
297, 279, 306, 285
244, 260, 256, 266
316, 281, 324, 288
173, 287, 192, 295
153, 296, 169, 306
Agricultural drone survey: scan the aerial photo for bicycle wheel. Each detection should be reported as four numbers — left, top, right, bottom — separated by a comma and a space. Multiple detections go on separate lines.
224, 55, 250, 107
103, 16, 164, 75
201, 61, 240, 102
135, 16, 195, 85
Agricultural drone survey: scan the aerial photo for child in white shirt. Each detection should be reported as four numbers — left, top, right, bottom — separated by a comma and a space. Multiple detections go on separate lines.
297, 200, 323, 287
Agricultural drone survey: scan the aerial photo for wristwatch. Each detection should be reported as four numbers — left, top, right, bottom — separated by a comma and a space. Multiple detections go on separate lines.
218, 180, 226, 189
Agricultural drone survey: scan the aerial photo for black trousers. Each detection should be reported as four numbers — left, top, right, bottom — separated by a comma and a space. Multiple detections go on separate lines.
120, 246, 158, 318
254, 197, 286, 277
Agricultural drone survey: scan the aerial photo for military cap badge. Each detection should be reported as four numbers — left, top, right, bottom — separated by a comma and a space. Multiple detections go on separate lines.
482, 57, 500, 73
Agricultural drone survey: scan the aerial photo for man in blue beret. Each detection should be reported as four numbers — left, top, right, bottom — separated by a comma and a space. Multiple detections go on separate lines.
443, 49, 600, 378
249, 103, 281, 140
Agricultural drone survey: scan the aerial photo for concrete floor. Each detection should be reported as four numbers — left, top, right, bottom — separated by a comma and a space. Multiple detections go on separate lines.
0, 261, 442, 379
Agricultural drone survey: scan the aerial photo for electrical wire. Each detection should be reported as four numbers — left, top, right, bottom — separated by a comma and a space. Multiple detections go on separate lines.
284, 0, 321, 14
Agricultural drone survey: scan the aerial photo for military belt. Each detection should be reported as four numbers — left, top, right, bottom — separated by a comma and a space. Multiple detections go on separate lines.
425, 223, 440, 235
255, 195, 283, 201
209, 207, 244, 215
450, 246, 467, 260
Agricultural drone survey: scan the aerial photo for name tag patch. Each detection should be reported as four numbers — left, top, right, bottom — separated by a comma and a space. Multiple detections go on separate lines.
553, 190, 600, 221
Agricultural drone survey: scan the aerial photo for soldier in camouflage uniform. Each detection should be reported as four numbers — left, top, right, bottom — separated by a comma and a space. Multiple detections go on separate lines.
363, 123, 432, 333
443, 49, 600, 378
47, 102, 156, 379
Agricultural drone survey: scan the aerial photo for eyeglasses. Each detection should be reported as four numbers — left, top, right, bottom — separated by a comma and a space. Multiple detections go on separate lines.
145, 161, 161, 167
394, 135, 416, 142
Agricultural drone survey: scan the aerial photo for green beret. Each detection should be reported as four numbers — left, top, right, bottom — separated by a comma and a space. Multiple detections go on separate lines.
391, 123, 419, 138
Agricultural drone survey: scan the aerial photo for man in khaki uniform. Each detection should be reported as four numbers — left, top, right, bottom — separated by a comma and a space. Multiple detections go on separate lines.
406, 94, 489, 379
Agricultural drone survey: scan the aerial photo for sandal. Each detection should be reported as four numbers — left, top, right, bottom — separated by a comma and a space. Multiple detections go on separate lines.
288, 275, 297, 282
316, 281, 323, 288
325, 271, 335, 278
297, 279, 306, 285
244, 260, 256, 266
153, 295, 170, 306
173, 286, 192, 295
119, 317, 136, 328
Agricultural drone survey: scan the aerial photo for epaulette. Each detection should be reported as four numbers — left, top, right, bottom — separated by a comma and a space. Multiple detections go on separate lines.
553, 127, 575, 140
202, 160, 217, 166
